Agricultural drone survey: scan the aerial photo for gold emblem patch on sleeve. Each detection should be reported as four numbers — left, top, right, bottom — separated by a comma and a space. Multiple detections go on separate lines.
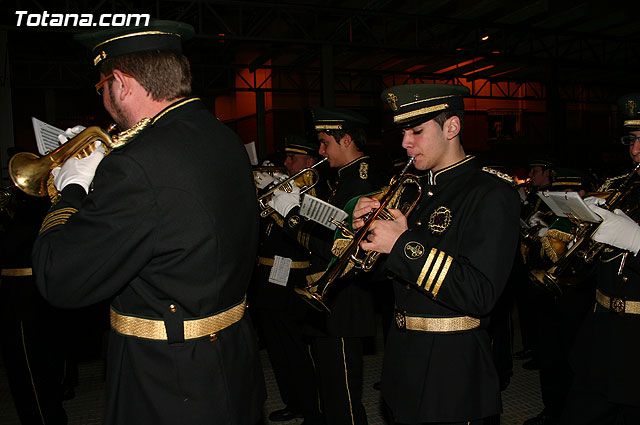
359, 162, 369, 179
404, 242, 425, 259
288, 215, 301, 228
428, 206, 452, 234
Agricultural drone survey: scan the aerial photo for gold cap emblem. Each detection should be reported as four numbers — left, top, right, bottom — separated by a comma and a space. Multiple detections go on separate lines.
626, 99, 637, 116
386, 92, 398, 111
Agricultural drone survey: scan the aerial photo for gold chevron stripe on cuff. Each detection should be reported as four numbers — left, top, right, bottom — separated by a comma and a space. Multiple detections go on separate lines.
430, 255, 453, 297
425, 251, 446, 291
39, 207, 78, 234
416, 248, 437, 288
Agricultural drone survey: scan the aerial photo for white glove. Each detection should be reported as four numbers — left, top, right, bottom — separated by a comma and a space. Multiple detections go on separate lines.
57, 125, 86, 144
537, 226, 549, 237
583, 196, 606, 208
589, 205, 640, 255
268, 182, 300, 217
528, 211, 548, 228
51, 142, 105, 194
261, 160, 275, 166
255, 171, 288, 190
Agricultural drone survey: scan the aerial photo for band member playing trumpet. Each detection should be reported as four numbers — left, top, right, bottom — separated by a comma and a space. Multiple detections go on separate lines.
560, 93, 640, 425
268, 107, 378, 425
352, 84, 520, 425
250, 135, 324, 424
30, 21, 265, 425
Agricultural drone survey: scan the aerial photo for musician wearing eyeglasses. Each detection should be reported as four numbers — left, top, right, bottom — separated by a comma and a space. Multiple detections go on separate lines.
268, 107, 378, 425
560, 93, 640, 425
30, 21, 265, 425
351, 84, 521, 425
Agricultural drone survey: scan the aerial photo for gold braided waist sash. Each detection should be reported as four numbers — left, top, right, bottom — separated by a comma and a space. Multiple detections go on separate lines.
110, 296, 247, 341
395, 310, 481, 333
257, 256, 310, 269
596, 289, 640, 315
1, 268, 33, 277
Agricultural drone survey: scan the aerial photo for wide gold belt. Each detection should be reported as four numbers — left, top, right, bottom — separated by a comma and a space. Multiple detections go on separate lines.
257, 256, 310, 269
1, 268, 33, 277
110, 296, 247, 341
596, 289, 640, 315
395, 311, 480, 333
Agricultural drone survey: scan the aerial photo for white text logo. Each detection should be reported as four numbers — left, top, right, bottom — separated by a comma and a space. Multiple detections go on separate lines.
16, 11, 150, 27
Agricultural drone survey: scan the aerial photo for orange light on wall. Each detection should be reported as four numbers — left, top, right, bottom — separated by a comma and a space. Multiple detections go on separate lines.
434, 57, 484, 74
489, 67, 521, 78
462, 65, 495, 76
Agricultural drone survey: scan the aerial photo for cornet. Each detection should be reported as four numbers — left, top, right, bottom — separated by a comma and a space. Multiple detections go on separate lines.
9, 119, 151, 200
295, 156, 421, 312
529, 162, 640, 297
258, 157, 327, 218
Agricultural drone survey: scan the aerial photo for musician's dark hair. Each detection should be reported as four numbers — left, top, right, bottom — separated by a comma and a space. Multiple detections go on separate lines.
433, 109, 465, 131
325, 127, 367, 150
100, 50, 192, 101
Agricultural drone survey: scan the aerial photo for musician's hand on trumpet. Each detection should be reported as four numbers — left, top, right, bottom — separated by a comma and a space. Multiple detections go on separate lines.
254, 171, 287, 190
57, 125, 87, 145
587, 204, 640, 255
51, 141, 105, 194
353, 197, 407, 254
268, 181, 301, 217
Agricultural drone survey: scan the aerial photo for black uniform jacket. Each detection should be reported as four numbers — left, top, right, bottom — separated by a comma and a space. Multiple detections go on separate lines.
283, 156, 378, 337
570, 176, 640, 407
251, 219, 312, 314
380, 156, 520, 423
32, 97, 266, 425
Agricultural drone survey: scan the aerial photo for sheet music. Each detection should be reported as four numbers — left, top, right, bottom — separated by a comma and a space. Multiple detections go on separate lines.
268, 255, 292, 286
300, 194, 349, 230
244, 141, 258, 166
32, 117, 63, 155
537, 191, 602, 223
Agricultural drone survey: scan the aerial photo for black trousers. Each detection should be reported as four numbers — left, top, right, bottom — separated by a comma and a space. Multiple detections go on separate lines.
0, 275, 67, 425
252, 307, 321, 416
561, 383, 640, 425
312, 336, 367, 425
535, 282, 594, 419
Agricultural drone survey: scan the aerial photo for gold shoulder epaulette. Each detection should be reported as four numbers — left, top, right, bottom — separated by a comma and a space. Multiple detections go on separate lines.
110, 117, 152, 149
39, 207, 78, 234
481, 167, 515, 185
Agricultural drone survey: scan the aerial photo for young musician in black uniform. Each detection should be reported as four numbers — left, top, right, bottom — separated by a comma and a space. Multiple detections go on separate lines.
30, 21, 265, 425
251, 136, 323, 424
352, 84, 520, 425
269, 107, 377, 425
560, 93, 640, 425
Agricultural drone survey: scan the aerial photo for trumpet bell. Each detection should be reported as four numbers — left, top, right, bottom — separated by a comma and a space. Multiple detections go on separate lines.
9, 152, 52, 197
294, 285, 331, 313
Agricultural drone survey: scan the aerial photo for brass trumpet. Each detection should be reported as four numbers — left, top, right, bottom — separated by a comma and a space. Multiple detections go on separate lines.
529, 162, 640, 297
295, 156, 421, 312
9, 126, 116, 199
258, 157, 327, 218
9, 119, 151, 200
